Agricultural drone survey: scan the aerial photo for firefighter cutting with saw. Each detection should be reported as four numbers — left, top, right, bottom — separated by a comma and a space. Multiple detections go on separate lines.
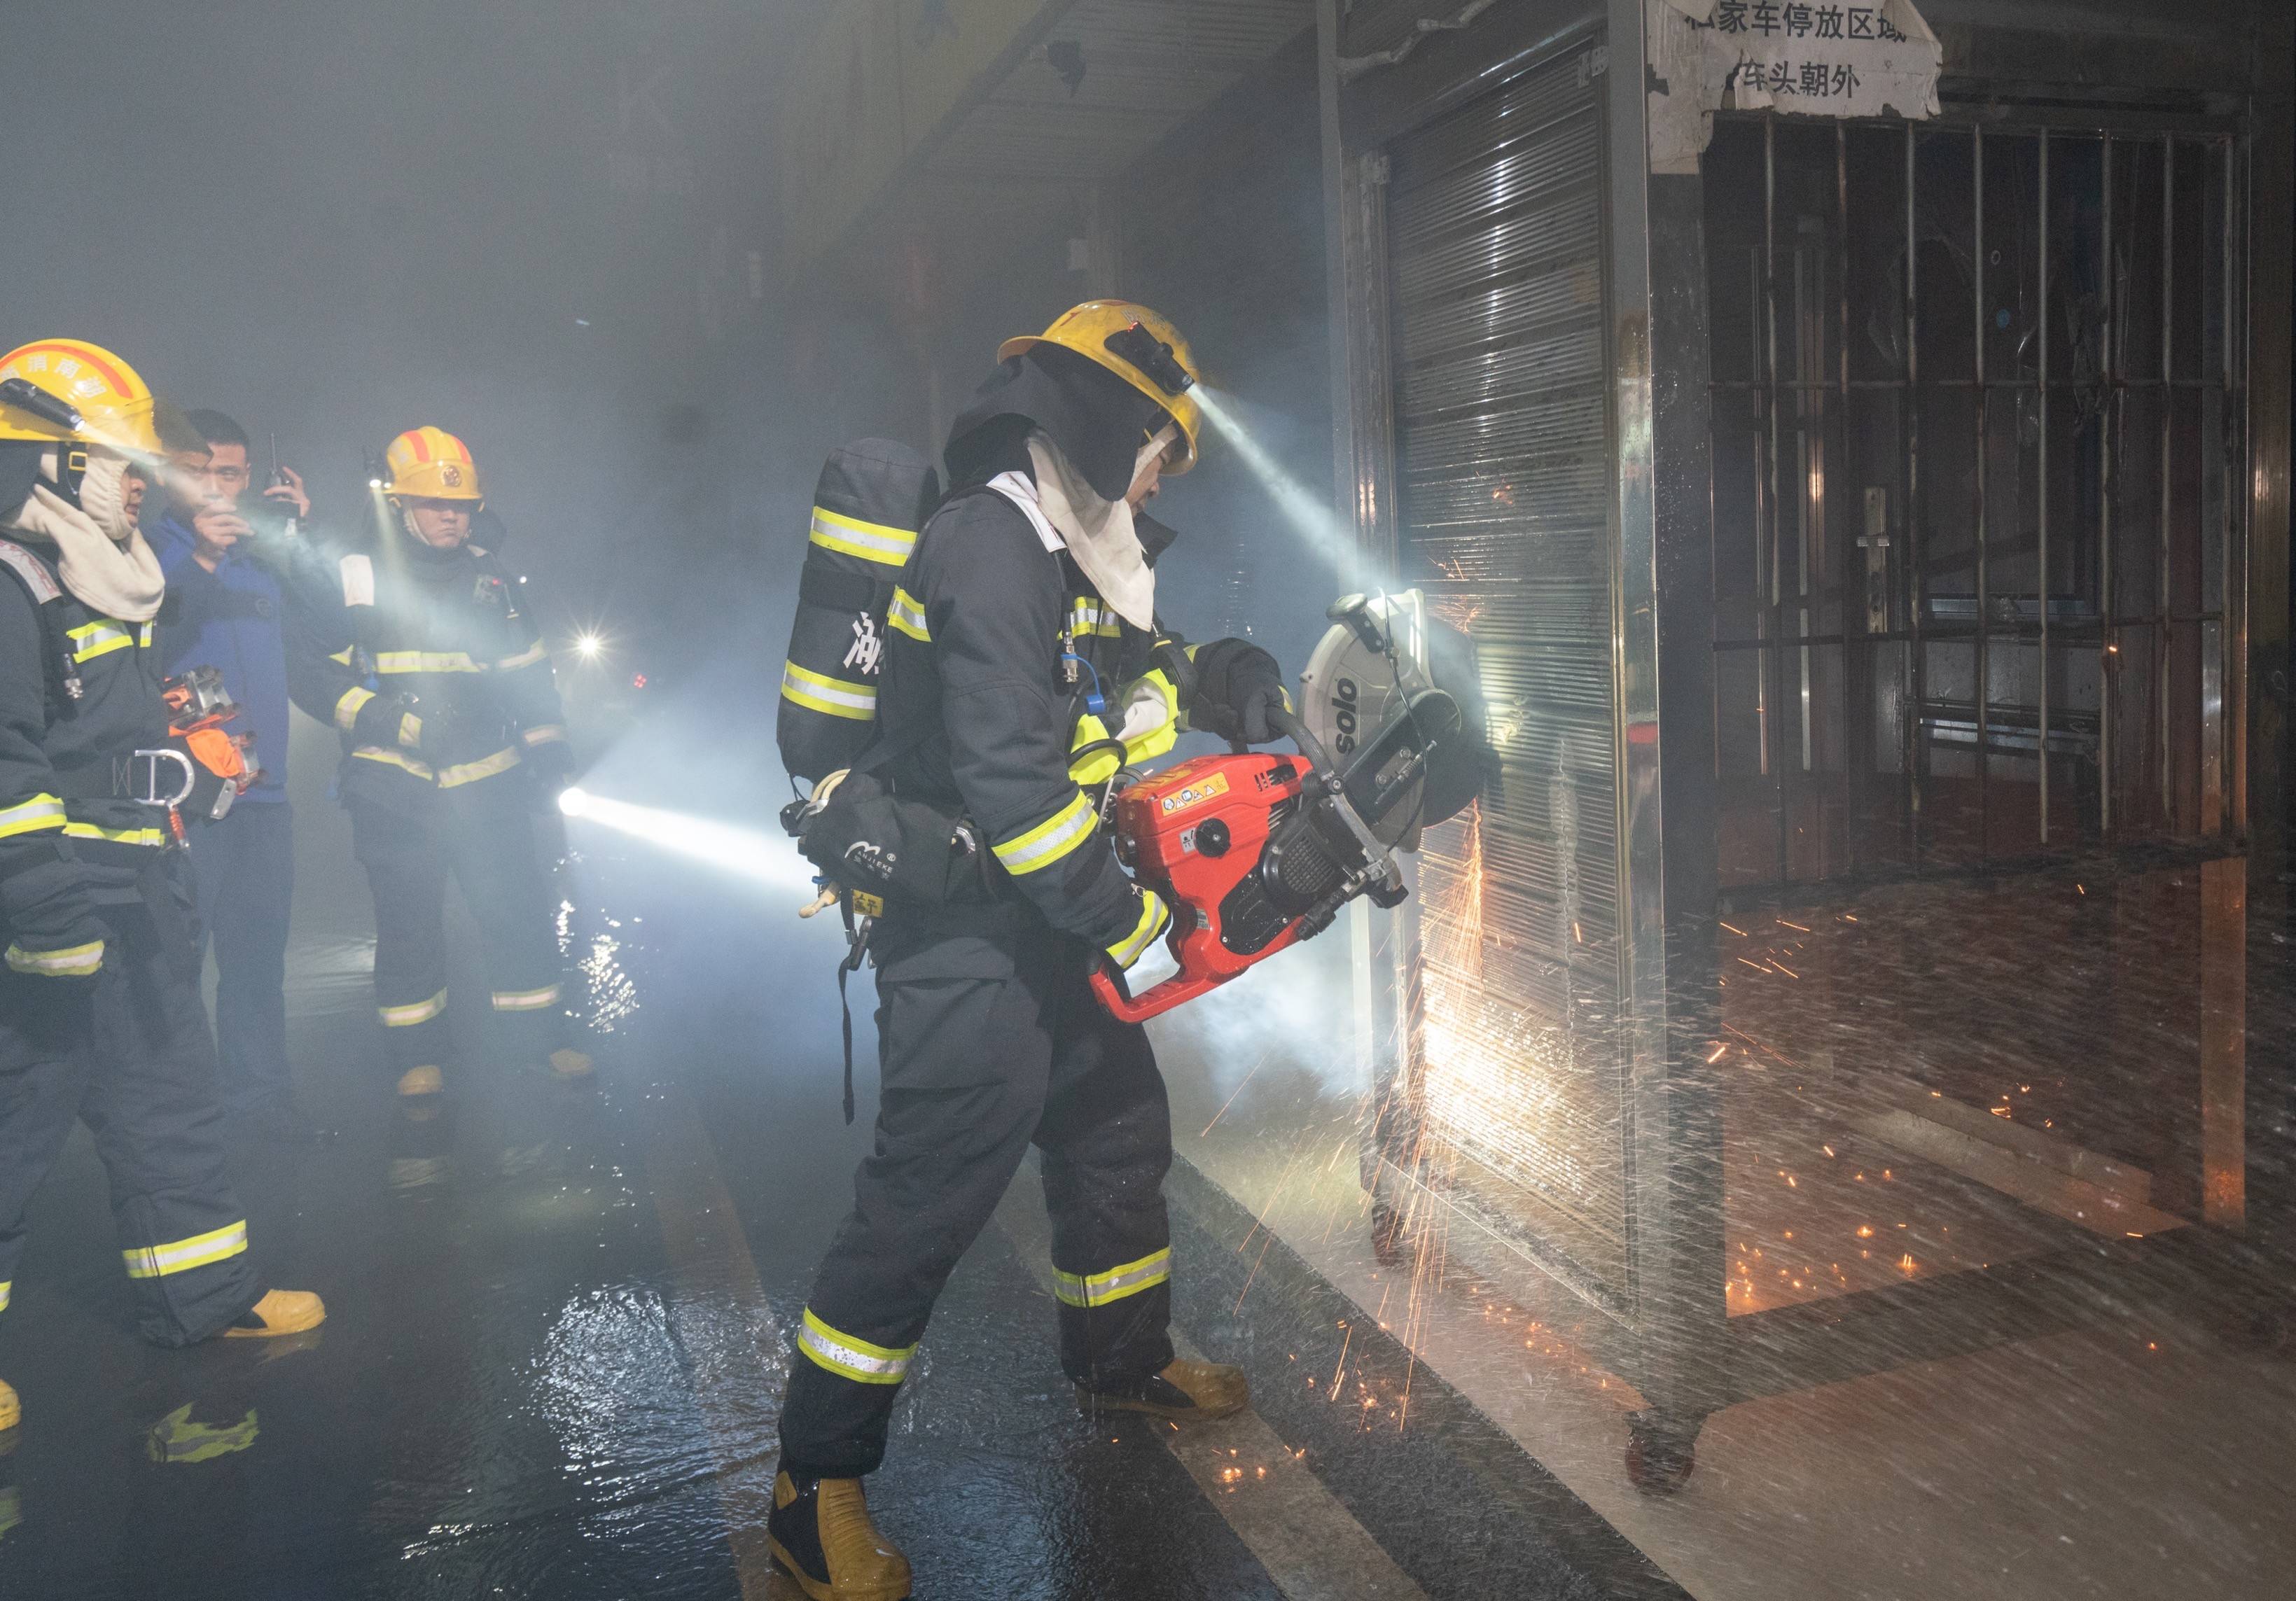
769, 302, 1295, 1600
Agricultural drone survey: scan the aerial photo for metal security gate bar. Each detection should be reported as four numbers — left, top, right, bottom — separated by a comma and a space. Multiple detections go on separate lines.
1704, 114, 2242, 894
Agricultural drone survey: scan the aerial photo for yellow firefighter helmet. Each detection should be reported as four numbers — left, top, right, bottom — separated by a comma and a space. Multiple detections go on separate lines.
384, 426, 485, 503
0, 339, 162, 456
998, 300, 1202, 475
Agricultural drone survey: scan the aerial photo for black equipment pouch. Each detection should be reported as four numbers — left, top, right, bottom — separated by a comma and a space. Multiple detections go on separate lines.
781, 763, 991, 1128
779, 769, 989, 913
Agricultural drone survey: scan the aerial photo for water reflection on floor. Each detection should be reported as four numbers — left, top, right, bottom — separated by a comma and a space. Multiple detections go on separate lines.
1153, 854, 2296, 1601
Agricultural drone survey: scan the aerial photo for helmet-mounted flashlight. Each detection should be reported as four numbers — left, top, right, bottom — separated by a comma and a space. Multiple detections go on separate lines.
0, 377, 86, 435
1103, 321, 1194, 397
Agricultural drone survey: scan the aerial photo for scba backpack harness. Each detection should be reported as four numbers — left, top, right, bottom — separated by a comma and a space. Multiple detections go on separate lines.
777, 440, 975, 1122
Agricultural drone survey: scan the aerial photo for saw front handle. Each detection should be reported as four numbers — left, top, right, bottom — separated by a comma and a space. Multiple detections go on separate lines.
1087, 912, 1309, 1025
1089, 960, 1228, 1024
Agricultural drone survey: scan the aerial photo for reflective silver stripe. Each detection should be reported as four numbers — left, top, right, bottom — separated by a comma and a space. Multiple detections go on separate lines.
886, 587, 930, 643
520, 724, 567, 746
496, 642, 548, 670
0, 792, 66, 838
67, 620, 135, 662
439, 748, 523, 787
798, 1308, 915, 1385
372, 650, 482, 673
992, 792, 1096, 876
491, 984, 560, 1012
809, 507, 917, 567
122, 1219, 249, 1280
1053, 1247, 1173, 1309
1067, 598, 1120, 639
6, 939, 103, 977
0, 1278, 10, 1311
380, 988, 447, 1027
780, 661, 877, 720
62, 820, 167, 846
333, 685, 375, 731
1105, 891, 1171, 970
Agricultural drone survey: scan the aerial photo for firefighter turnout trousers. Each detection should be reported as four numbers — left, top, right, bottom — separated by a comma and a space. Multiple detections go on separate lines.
778, 918, 1177, 1478
0, 881, 260, 1347
351, 782, 568, 1076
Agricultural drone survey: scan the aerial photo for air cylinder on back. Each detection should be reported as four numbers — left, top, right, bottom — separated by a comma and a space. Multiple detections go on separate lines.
776, 439, 938, 785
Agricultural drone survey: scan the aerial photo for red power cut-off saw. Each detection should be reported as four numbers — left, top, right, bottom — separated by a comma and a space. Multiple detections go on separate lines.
1090, 592, 1487, 1023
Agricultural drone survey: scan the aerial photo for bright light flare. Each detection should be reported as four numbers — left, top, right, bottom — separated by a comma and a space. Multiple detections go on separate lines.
555, 786, 814, 894
1193, 387, 1363, 580
574, 632, 604, 659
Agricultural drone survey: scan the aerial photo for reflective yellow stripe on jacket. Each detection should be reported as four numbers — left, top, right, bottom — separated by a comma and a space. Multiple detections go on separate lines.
66, 619, 137, 662
1066, 596, 1122, 640
372, 650, 482, 674
1104, 890, 1171, 971
0, 792, 66, 839
333, 685, 375, 732
886, 587, 930, 643
350, 746, 522, 788
992, 791, 1096, 876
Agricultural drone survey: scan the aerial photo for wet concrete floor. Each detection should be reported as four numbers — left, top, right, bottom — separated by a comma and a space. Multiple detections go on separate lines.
0, 718, 1667, 1600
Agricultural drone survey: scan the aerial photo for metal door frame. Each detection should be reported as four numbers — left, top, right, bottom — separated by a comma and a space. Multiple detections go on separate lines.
1323, 0, 2288, 1476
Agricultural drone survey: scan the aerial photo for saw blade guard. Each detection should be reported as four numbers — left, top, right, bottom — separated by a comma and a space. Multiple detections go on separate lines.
1297, 590, 1488, 851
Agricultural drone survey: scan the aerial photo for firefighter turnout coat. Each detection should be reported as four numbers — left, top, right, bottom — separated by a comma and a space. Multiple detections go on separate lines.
777, 462, 1192, 1480
0, 536, 260, 1346
293, 538, 575, 1072
299, 541, 570, 808
868, 477, 1181, 967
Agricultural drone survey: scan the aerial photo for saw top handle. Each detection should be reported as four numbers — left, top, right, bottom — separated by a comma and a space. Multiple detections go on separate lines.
1267, 705, 1337, 781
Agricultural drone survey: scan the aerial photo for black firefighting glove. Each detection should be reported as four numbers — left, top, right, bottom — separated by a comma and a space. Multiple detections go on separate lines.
347, 691, 424, 753
412, 699, 467, 764
1188, 637, 1290, 746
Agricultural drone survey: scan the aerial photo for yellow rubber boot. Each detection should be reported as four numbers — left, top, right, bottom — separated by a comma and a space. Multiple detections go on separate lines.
1077, 1357, 1248, 1422
221, 1289, 328, 1338
766, 1470, 910, 1601
548, 1047, 594, 1080
0, 1377, 18, 1432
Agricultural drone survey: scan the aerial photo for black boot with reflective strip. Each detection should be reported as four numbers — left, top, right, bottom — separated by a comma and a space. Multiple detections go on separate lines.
1076, 1357, 1249, 1422
767, 1469, 911, 1601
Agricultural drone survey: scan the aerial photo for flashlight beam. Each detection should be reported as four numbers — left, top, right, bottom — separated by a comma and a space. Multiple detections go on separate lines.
1193, 387, 1366, 582
557, 787, 815, 894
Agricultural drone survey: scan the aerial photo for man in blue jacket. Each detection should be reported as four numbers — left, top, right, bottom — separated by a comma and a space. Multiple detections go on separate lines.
150, 409, 328, 1131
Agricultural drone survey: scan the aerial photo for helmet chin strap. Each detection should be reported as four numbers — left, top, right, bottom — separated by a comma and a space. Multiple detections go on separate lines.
38, 443, 137, 541
396, 501, 475, 553
36, 443, 90, 510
